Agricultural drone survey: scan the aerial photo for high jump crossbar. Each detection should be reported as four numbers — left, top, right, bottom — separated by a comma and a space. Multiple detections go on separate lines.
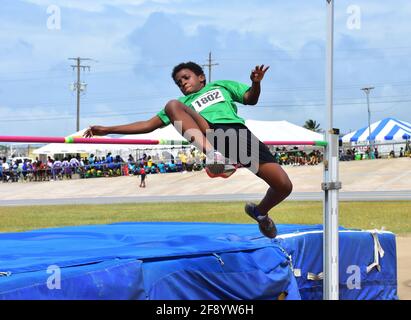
0, 136, 328, 147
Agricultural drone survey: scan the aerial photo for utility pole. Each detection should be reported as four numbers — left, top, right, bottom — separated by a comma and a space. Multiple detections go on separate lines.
361, 86, 374, 154
69, 57, 92, 132
202, 52, 219, 82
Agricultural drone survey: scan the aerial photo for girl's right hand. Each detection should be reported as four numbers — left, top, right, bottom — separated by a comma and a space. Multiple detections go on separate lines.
83, 126, 107, 138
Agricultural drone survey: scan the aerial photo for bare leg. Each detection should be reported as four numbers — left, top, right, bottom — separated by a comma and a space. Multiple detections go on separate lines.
254, 162, 293, 215
164, 100, 213, 154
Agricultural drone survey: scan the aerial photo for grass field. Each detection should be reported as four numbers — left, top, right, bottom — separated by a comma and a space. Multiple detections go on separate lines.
0, 200, 410, 235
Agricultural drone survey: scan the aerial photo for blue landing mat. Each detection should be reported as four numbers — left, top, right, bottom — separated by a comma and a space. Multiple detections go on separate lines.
0, 222, 397, 300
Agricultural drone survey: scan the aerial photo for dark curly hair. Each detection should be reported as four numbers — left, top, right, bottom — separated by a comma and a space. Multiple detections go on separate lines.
172, 62, 206, 85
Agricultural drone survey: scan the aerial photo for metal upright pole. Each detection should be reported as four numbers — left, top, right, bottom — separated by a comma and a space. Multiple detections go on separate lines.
202, 52, 218, 82
361, 87, 374, 155
69, 57, 92, 132
323, 0, 341, 300
76, 57, 81, 132
366, 92, 371, 146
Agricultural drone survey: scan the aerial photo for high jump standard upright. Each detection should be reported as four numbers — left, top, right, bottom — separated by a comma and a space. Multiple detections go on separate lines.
324, 0, 341, 300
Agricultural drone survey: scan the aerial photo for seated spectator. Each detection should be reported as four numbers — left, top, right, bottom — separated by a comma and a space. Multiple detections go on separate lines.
128, 161, 136, 175
150, 164, 159, 174
374, 147, 379, 159
308, 151, 318, 165
157, 162, 166, 173
167, 161, 177, 172
351, 148, 356, 160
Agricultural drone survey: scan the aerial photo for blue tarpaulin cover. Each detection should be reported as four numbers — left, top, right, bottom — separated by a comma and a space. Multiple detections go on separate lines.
0, 222, 397, 300
277, 229, 397, 300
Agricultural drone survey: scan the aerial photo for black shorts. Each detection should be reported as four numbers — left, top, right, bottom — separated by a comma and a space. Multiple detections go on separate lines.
206, 122, 276, 169
140, 173, 146, 181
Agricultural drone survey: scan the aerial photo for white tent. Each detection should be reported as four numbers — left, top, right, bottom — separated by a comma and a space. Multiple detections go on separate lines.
245, 120, 323, 142
32, 129, 123, 155
33, 120, 324, 156
120, 124, 185, 142
342, 117, 411, 144
119, 120, 324, 144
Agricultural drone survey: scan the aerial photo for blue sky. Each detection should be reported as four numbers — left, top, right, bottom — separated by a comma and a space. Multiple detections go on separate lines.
1, 0, 411, 136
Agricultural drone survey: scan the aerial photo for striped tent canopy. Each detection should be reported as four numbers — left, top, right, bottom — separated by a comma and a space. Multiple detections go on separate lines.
342, 118, 411, 143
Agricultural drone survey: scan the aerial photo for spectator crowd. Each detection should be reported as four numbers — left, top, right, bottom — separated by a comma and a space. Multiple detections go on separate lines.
0, 146, 325, 183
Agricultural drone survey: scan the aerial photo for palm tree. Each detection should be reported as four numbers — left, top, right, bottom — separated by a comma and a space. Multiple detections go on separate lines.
303, 119, 321, 132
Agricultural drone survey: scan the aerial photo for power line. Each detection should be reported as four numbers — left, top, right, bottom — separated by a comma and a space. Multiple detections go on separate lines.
2, 97, 410, 123
0, 111, 157, 122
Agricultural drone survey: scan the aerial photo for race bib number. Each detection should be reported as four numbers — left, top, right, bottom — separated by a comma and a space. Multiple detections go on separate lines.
192, 89, 225, 112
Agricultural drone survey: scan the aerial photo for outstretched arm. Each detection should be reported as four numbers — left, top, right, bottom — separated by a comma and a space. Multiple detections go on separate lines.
83, 115, 165, 137
243, 64, 270, 105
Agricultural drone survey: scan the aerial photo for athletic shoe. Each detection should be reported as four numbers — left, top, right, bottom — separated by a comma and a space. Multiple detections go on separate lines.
205, 151, 237, 178
244, 202, 277, 238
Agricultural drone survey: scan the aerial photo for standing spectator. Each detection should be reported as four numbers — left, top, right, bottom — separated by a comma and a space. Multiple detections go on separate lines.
351, 148, 356, 160
52, 158, 62, 180
46, 157, 54, 180
88, 154, 95, 165
36, 160, 46, 181
69, 156, 80, 174
0, 157, 4, 181
179, 151, 188, 172
26, 160, 34, 181
147, 155, 153, 170
399, 147, 404, 157
2, 158, 10, 182
11, 160, 19, 182
127, 154, 136, 175
106, 152, 114, 163
21, 159, 28, 181
139, 164, 146, 188
62, 157, 72, 179
405, 140, 410, 154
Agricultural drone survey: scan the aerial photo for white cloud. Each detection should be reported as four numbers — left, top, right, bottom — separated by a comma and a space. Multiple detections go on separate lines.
24, 0, 147, 12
